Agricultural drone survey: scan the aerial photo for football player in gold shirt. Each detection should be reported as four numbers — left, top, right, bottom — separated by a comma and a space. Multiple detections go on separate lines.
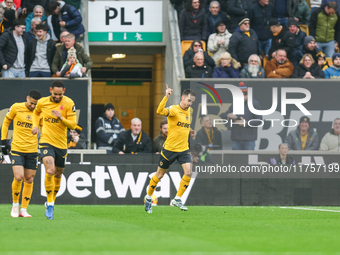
1, 89, 42, 218
32, 81, 79, 220
144, 85, 196, 213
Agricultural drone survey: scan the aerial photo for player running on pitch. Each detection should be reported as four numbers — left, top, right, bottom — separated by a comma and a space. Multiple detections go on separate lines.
144, 85, 196, 213
31, 81, 80, 220
1, 89, 42, 217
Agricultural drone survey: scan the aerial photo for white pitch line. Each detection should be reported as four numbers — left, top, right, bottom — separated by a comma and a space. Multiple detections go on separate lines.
280, 207, 340, 213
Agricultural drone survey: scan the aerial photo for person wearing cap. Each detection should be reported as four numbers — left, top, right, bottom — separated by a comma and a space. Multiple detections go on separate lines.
0, 9, 15, 36
0, 19, 27, 78
112, 118, 152, 154
26, 24, 55, 77
247, 0, 274, 58
95, 103, 125, 153
213, 51, 240, 78
228, 18, 259, 67
302, 35, 320, 62
316, 51, 330, 70
240, 54, 266, 78
293, 0, 311, 25
0, 0, 18, 20
59, 47, 83, 78
319, 118, 340, 151
219, 83, 262, 150
285, 116, 319, 150
324, 52, 340, 78
227, 0, 254, 33
291, 53, 325, 78
309, 1, 340, 57
67, 128, 88, 149
265, 49, 295, 78
206, 1, 230, 39
268, 18, 295, 61
207, 19, 232, 62
288, 18, 307, 66
185, 52, 213, 78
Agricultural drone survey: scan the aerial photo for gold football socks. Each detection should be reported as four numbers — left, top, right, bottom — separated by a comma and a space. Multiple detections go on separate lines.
147, 175, 160, 196
12, 178, 22, 203
53, 177, 61, 202
21, 182, 33, 209
176, 175, 191, 197
45, 174, 55, 204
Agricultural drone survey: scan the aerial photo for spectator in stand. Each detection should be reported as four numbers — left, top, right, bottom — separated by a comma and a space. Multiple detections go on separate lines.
240, 54, 265, 78
302, 36, 320, 62
268, 18, 295, 61
270, 143, 295, 165
265, 49, 294, 78
0, 19, 27, 78
206, 1, 230, 38
319, 118, 340, 151
213, 52, 240, 78
271, 0, 296, 27
183, 39, 215, 69
322, 0, 340, 20
289, 19, 307, 66
0, 0, 17, 20
324, 52, 340, 78
293, 0, 311, 25
25, 5, 46, 33
95, 103, 125, 154
291, 53, 325, 78
228, 18, 259, 67
59, 31, 70, 44
311, 0, 322, 13
59, 46, 83, 78
21, 0, 48, 15
67, 128, 87, 149
185, 52, 213, 78
52, 33, 93, 76
195, 115, 222, 150
26, 23, 55, 77
0, 9, 15, 36
248, 0, 274, 58
316, 51, 330, 70
179, 0, 207, 41
219, 83, 262, 150
113, 118, 152, 154
47, 0, 85, 42
25, 17, 40, 44
285, 116, 319, 150
152, 119, 168, 153
207, 19, 232, 62
309, 1, 340, 57
227, 0, 254, 33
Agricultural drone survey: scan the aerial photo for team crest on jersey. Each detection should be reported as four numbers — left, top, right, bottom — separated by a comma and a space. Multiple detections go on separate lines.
60, 105, 64, 110
72, 105, 76, 112
43, 150, 48, 154
12, 159, 15, 164
160, 162, 163, 166
186, 115, 189, 120
26, 115, 31, 120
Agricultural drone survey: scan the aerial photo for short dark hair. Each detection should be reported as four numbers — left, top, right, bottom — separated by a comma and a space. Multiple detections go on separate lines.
327, 1, 338, 10
200, 115, 209, 124
29, 89, 42, 100
12, 19, 25, 29
160, 119, 167, 128
51, 80, 65, 89
182, 89, 196, 97
35, 24, 47, 32
48, 1, 59, 13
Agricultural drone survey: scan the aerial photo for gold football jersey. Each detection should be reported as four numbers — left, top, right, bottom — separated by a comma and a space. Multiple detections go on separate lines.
157, 97, 192, 152
1, 102, 38, 153
33, 95, 77, 149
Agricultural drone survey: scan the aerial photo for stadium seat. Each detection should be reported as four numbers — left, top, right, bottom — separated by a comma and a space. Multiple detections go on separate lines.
181, 40, 206, 57
262, 56, 269, 68
326, 57, 333, 66
299, 24, 309, 36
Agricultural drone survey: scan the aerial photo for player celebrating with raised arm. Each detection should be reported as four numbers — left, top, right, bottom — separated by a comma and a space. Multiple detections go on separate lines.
1, 90, 42, 218
144, 85, 196, 213
31, 81, 80, 220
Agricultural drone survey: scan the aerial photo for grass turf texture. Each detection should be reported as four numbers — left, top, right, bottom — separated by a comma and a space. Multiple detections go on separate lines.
0, 205, 340, 254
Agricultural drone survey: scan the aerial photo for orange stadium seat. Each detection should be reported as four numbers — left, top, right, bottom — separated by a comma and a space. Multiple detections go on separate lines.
299, 24, 309, 36
181, 40, 206, 57
326, 57, 333, 66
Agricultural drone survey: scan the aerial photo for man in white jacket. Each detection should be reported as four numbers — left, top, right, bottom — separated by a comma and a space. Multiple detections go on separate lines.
319, 118, 340, 151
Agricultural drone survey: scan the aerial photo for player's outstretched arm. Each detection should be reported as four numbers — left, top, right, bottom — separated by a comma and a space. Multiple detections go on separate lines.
156, 84, 173, 116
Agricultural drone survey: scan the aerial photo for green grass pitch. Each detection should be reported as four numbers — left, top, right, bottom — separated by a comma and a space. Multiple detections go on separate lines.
0, 204, 340, 254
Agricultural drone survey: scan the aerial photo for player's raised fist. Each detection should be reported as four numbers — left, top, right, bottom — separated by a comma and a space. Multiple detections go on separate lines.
165, 84, 173, 97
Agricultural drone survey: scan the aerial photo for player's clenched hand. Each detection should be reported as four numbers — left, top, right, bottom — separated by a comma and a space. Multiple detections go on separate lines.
190, 129, 196, 138
53, 110, 63, 120
31, 127, 39, 135
165, 84, 173, 98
